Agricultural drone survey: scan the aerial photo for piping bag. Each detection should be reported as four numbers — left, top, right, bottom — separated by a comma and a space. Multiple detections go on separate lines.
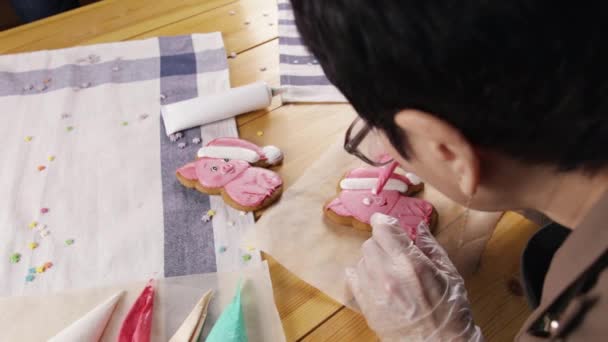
161, 81, 284, 136
118, 280, 155, 342
373, 160, 399, 194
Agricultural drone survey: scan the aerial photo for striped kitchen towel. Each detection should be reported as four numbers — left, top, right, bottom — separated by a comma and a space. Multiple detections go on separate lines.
0, 33, 260, 297
278, 0, 347, 103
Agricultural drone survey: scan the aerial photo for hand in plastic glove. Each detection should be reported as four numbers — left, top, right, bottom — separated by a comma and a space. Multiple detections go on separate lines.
346, 213, 483, 341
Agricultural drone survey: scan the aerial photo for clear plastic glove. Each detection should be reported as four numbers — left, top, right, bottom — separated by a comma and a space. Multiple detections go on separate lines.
346, 213, 483, 341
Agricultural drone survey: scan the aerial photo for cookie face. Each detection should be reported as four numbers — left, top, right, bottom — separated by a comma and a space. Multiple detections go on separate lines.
324, 167, 436, 240
176, 137, 283, 212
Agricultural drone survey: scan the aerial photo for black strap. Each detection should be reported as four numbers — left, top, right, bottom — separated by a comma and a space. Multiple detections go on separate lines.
529, 251, 608, 337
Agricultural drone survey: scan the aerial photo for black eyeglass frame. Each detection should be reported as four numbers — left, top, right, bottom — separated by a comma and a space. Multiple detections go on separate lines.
343, 118, 394, 167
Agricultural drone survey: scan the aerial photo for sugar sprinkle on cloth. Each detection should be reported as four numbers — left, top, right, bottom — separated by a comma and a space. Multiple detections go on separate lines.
0, 33, 261, 297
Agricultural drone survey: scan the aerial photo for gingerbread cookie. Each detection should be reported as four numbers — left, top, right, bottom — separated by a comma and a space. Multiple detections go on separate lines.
176, 137, 283, 212
324, 167, 436, 240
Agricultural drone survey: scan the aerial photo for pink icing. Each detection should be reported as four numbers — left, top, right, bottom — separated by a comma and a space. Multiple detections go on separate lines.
225, 168, 282, 207
327, 169, 433, 240
207, 137, 268, 161
177, 156, 282, 208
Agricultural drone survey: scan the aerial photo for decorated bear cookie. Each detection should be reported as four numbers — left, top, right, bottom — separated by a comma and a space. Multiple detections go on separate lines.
324, 167, 436, 240
176, 137, 283, 211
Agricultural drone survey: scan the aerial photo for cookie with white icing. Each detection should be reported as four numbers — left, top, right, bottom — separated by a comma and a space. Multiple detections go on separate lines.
324, 167, 436, 239
176, 137, 283, 212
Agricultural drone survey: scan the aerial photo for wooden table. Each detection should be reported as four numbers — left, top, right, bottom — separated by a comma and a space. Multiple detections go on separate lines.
0, 1, 541, 340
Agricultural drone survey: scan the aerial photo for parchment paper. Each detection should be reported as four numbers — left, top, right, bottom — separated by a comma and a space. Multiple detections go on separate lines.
246, 139, 503, 306
0, 261, 285, 342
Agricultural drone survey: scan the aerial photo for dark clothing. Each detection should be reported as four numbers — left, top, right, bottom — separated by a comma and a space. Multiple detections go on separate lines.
516, 194, 608, 340
10, 0, 79, 23
521, 223, 571, 308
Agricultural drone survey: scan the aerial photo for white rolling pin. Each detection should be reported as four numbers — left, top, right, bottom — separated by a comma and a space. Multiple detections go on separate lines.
161, 81, 283, 136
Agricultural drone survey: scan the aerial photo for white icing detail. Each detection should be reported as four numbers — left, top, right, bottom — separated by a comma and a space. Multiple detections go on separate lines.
405, 172, 422, 185
262, 145, 283, 165
362, 197, 371, 206
340, 178, 408, 193
197, 146, 260, 163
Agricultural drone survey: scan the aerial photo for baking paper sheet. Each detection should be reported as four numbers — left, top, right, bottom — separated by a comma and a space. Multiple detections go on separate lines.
0, 261, 284, 342
246, 138, 503, 306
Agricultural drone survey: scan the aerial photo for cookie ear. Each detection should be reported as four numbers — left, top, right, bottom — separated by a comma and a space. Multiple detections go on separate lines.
176, 162, 198, 180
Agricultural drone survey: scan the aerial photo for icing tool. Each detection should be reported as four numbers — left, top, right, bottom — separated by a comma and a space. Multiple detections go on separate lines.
49, 292, 123, 342
373, 161, 399, 194
161, 81, 285, 135
169, 290, 214, 342
118, 280, 154, 342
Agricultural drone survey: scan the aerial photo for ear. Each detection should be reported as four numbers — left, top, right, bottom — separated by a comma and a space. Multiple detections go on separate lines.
176, 162, 198, 180
393, 110, 480, 197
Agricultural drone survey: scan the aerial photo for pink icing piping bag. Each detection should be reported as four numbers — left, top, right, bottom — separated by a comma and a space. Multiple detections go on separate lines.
373, 161, 399, 194
118, 279, 155, 342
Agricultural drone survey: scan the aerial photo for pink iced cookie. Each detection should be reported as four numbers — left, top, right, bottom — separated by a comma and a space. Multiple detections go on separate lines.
176, 137, 284, 211
324, 167, 435, 241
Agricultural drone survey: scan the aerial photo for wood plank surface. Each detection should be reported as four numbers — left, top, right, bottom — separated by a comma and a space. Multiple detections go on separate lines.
0, 1, 540, 341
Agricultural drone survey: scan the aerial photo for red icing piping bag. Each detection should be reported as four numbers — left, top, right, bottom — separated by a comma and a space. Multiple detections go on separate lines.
373, 161, 399, 194
118, 279, 155, 342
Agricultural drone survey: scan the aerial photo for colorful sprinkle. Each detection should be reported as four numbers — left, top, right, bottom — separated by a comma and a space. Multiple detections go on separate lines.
256, 130, 264, 136
293, 59, 299, 64
259, 67, 267, 72
36, 266, 44, 273
177, 142, 187, 149
41, 207, 49, 214
242, 254, 252, 262
66, 126, 74, 132
37, 165, 46, 172
229, 52, 237, 58
201, 214, 211, 223
9, 253, 20, 264
227, 221, 235, 227
37, 84, 48, 91
25, 274, 35, 282
43, 262, 53, 270
28, 242, 38, 250
207, 209, 216, 217
65, 239, 75, 246
24, 136, 33, 142
40, 230, 50, 238
229, 10, 236, 15
139, 113, 149, 120
80, 82, 91, 89
218, 246, 227, 253
28, 267, 36, 274
61, 113, 71, 119
47, 155, 55, 162
43, 78, 52, 84
247, 246, 256, 251
28, 221, 38, 229
160, 93, 167, 101
112, 66, 121, 72
121, 121, 129, 126
23, 84, 33, 91
192, 137, 201, 144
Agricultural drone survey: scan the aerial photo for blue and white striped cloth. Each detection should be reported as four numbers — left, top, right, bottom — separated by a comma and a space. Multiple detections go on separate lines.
278, 0, 347, 103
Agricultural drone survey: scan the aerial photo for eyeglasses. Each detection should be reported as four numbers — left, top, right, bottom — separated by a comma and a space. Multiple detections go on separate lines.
344, 118, 394, 166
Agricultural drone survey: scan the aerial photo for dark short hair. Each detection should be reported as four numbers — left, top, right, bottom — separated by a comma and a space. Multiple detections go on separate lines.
290, 0, 608, 171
